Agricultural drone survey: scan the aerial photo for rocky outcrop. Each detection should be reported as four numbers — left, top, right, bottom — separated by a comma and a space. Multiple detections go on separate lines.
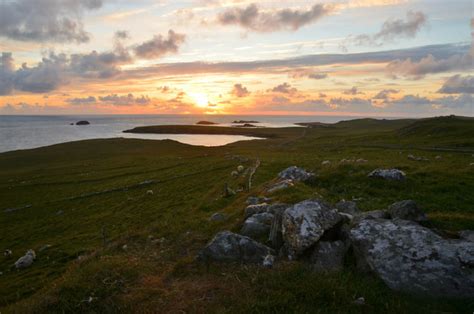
368, 169, 406, 181
335, 200, 360, 216
278, 166, 314, 181
350, 219, 474, 298
241, 212, 274, 239
14, 250, 36, 269
459, 230, 474, 242
310, 241, 348, 272
75, 120, 90, 125
199, 231, 274, 264
245, 203, 270, 217
388, 200, 427, 222
282, 200, 341, 259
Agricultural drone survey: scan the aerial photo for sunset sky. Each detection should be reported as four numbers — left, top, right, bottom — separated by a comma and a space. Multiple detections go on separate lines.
0, 0, 472, 116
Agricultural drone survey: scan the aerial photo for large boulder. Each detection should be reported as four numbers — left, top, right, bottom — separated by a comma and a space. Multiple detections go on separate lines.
282, 200, 341, 259
278, 166, 314, 181
310, 241, 348, 272
388, 200, 427, 222
241, 212, 274, 239
14, 250, 36, 269
350, 219, 474, 297
368, 168, 406, 181
199, 231, 274, 264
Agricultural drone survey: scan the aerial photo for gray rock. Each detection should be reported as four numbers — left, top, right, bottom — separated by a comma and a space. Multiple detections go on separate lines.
278, 166, 314, 181
241, 212, 274, 239
268, 210, 284, 250
282, 200, 341, 259
263, 254, 275, 268
368, 168, 406, 181
350, 219, 474, 297
388, 200, 427, 222
335, 200, 360, 216
267, 179, 294, 193
356, 210, 389, 222
209, 212, 226, 222
310, 241, 347, 272
459, 230, 474, 242
245, 203, 270, 218
246, 196, 271, 205
199, 231, 274, 264
15, 250, 36, 269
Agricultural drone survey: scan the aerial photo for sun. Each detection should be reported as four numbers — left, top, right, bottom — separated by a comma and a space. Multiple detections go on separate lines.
191, 93, 209, 108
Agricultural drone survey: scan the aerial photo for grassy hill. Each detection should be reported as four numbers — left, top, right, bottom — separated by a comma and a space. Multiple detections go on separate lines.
1, 116, 473, 313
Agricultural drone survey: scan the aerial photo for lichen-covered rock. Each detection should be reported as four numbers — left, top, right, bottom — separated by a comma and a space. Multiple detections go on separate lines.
368, 168, 406, 181
199, 231, 274, 264
263, 254, 275, 268
267, 179, 294, 193
310, 241, 348, 272
282, 200, 341, 259
246, 196, 272, 205
14, 250, 36, 269
241, 212, 274, 239
459, 230, 474, 242
245, 203, 270, 218
355, 210, 389, 222
350, 219, 474, 297
388, 200, 427, 222
278, 166, 314, 181
335, 200, 360, 216
209, 212, 226, 222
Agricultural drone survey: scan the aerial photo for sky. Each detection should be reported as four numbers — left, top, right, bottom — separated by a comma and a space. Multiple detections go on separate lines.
0, 0, 472, 116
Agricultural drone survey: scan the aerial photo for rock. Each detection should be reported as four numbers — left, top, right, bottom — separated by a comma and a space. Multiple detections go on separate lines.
237, 165, 244, 172
278, 166, 314, 181
209, 212, 226, 222
321, 160, 331, 166
350, 219, 474, 297
231, 170, 239, 177
268, 210, 284, 250
4, 249, 12, 257
368, 168, 406, 181
459, 230, 474, 242
408, 154, 428, 161
233, 120, 259, 124
246, 196, 271, 205
356, 158, 368, 163
353, 297, 365, 305
435, 155, 442, 160
310, 241, 347, 272
355, 210, 389, 222
199, 231, 274, 264
39, 244, 52, 252
263, 254, 275, 268
282, 200, 341, 259
196, 121, 218, 125
241, 212, 274, 239
388, 200, 427, 222
56, 210, 64, 215
335, 200, 360, 216
122, 244, 128, 250
267, 179, 294, 193
245, 203, 269, 218
15, 250, 36, 269
75, 120, 90, 125
146, 190, 154, 195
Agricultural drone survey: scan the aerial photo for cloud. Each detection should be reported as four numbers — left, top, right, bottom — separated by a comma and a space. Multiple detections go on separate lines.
386, 53, 472, 79
343, 86, 363, 95
67, 96, 97, 104
373, 89, 399, 99
291, 69, 328, 79
438, 75, 474, 94
230, 83, 250, 97
353, 11, 426, 46
270, 82, 297, 94
435, 93, 473, 108
134, 30, 186, 59
0, 0, 103, 43
216, 3, 334, 32
0, 53, 14, 95
98, 93, 151, 106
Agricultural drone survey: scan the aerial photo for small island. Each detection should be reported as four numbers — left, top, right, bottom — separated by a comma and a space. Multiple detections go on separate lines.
196, 121, 218, 125
75, 120, 90, 125
232, 120, 259, 124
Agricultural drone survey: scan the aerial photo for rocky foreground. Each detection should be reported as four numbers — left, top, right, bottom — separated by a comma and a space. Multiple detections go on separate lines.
199, 166, 474, 298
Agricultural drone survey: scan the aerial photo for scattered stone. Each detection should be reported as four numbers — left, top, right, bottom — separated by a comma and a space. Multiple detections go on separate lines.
231, 170, 239, 177
435, 155, 442, 160
146, 190, 154, 195
278, 166, 314, 181
459, 230, 474, 242
335, 200, 360, 216
209, 212, 227, 222
353, 297, 365, 305
388, 200, 427, 222
267, 179, 294, 193
4, 204, 32, 213
4, 249, 12, 257
56, 210, 64, 215
241, 212, 274, 239
224, 183, 236, 197
245, 203, 270, 218
470, 163, 474, 166
356, 158, 368, 163
39, 244, 52, 252
321, 160, 331, 166
368, 168, 406, 181
246, 196, 272, 205
199, 231, 274, 264
237, 165, 245, 172
355, 210, 389, 222
282, 200, 341, 259
350, 219, 474, 297
263, 254, 275, 268
310, 241, 347, 272
122, 244, 128, 250
408, 154, 429, 162
15, 250, 36, 269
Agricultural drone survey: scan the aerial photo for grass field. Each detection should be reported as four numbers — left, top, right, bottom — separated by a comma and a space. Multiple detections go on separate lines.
1, 115, 473, 313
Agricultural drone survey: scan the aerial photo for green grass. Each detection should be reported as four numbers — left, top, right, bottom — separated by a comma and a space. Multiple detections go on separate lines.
1, 116, 473, 313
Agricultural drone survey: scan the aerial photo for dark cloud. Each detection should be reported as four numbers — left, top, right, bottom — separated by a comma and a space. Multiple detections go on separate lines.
0, 0, 103, 43
387, 53, 472, 79
438, 75, 474, 94
373, 89, 399, 99
67, 96, 97, 104
98, 93, 151, 106
217, 3, 334, 32
134, 30, 186, 59
435, 93, 473, 108
343, 86, 363, 95
230, 83, 250, 97
269, 82, 298, 94
0, 53, 14, 95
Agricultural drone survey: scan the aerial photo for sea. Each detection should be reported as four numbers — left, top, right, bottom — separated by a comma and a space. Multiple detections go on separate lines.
0, 114, 367, 153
